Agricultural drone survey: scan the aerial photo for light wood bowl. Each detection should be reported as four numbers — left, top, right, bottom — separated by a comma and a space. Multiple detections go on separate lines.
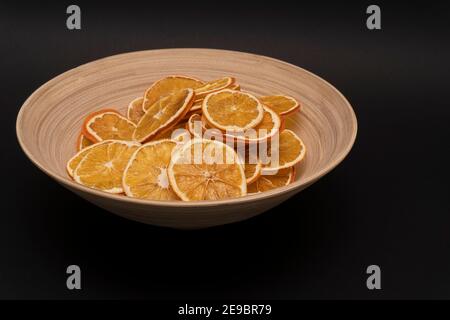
16, 49, 357, 229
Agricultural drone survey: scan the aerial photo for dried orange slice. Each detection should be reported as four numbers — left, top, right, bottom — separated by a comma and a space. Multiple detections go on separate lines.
260, 95, 300, 116
202, 89, 264, 132
143, 75, 203, 111
247, 167, 295, 194
67, 140, 110, 178
123, 140, 179, 200
127, 97, 145, 124
244, 161, 262, 184
73, 140, 140, 193
83, 109, 136, 142
226, 105, 281, 143
76, 133, 93, 151
133, 88, 195, 143
261, 129, 306, 173
168, 139, 246, 201
194, 77, 234, 99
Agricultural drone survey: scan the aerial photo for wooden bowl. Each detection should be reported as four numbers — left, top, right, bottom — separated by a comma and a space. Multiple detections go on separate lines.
16, 49, 357, 229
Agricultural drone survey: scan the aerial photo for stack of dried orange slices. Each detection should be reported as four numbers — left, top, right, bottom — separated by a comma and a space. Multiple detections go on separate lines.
67, 75, 306, 201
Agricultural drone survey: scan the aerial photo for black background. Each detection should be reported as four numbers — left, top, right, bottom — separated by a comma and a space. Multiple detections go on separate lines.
1, 1, 449, 299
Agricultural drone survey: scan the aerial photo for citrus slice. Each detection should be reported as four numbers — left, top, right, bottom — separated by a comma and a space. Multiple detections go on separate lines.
194, 77, 235, 99
261, 129, 306, 173
143, 75, 203, 111
244, 161, 262, 184
168, 139, 246, 201
76, 133, 93, 151
127, 97, 145, 124
123, 140, 180, 200
73, 140, 140, 193
202, 89, 264, 132
247, 167, 295, 194
83, 109, 136, 142
67, 140, 110, 178
133, 88, 195, 143
226, 105, 281, 143
228, 83, 240, 90
260, 95, 300, 116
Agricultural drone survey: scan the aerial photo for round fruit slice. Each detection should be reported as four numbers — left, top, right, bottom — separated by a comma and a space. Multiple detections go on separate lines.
247, 167, 295, 194
76, 133, 93, 151
168, 139, 246, 201
73, 140, 140, 193
202, 89, 264, 132
261, 129, 306, 173
226, 105, 281, 143
83, 109, 136, 142
143, 75, 204, 111
123, 140, 179, 200
244, 161, 262, 184
260, 95, 300, 116
127, 97, 145, 124
133, 88, 195, 143
67, 140, 110, 178
194, 77, 235, 99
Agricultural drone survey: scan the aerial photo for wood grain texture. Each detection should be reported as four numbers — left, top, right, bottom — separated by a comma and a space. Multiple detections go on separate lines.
16, 48, 357, 229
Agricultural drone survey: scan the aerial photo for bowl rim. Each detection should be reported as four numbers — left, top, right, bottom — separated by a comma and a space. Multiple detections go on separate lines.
16, 48, 357, 207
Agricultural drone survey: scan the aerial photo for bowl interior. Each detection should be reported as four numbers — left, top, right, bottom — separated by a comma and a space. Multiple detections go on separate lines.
17, 49, 357, 204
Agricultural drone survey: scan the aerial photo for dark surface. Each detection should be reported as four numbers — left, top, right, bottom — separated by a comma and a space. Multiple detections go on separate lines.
0, 2, 449, 299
